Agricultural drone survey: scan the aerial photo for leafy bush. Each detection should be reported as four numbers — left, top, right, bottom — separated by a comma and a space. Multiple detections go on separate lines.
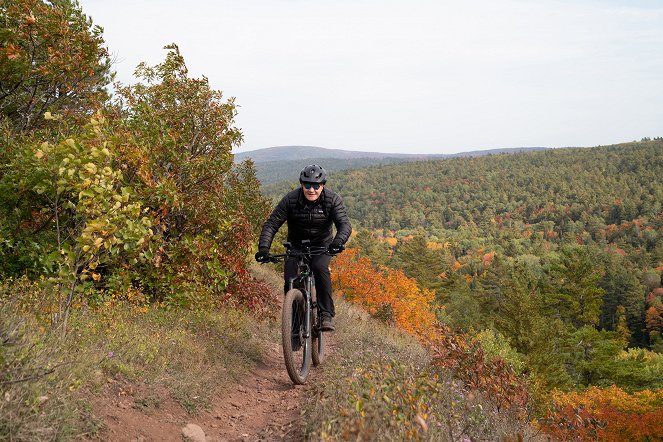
0, 114, 152, 327
475, 329, 526, 375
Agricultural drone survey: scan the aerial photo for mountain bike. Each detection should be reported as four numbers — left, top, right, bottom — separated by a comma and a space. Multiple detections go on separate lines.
268, 240, 331, 384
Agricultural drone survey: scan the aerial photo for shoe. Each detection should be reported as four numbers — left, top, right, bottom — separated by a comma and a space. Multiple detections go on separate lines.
320, 315, 335, 332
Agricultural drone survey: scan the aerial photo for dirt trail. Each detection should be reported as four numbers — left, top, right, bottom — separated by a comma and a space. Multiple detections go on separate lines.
207, 341, 309, 441
94, 336, 328, 441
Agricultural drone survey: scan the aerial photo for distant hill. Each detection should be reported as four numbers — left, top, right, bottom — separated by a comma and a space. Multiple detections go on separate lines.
234, 145, 548, 184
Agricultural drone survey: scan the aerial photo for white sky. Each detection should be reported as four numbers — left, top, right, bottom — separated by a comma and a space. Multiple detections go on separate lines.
78, 0, 663, 154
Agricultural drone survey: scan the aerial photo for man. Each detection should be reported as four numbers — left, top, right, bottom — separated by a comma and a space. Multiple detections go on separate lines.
255, 164, 352, 331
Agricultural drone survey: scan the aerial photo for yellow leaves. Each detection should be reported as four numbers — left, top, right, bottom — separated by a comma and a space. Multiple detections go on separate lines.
44, 111, 53, 120
65, 138, 76, 148
83, 163, 97, 174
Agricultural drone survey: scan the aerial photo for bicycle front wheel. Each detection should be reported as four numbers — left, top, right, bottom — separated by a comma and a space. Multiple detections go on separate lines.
282, 288, 311, 384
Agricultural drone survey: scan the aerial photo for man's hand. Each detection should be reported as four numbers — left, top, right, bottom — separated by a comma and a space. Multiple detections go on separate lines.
255, 249, 271, 263
327, 242, 345, 255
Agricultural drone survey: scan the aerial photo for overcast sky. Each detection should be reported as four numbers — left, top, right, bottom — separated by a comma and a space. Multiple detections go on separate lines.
78, 0, 663, 154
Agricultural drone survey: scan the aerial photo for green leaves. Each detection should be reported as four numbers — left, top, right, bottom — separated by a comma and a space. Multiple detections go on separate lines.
0, 112, 152, 325
0, 0, 112, 132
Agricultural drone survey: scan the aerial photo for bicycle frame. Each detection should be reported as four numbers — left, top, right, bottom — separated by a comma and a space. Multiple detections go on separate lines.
281, 242, 326, 341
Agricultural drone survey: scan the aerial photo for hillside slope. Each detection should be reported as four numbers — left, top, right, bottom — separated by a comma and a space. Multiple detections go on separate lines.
235, 145, 547, 184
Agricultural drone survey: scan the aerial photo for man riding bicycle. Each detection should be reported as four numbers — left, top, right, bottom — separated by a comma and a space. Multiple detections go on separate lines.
255, 164, 352, 332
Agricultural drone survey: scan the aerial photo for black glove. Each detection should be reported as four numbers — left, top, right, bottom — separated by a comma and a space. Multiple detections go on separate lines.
255, 249, 271, 263
327, 242, 345, 255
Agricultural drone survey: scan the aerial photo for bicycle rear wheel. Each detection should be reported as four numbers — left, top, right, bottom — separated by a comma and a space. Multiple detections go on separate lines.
282, 289, 311, 384
311, 287, 326, 366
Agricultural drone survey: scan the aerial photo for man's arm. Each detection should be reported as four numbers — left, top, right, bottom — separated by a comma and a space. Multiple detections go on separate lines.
258, 195, 288, 251
330, 194, 352, 245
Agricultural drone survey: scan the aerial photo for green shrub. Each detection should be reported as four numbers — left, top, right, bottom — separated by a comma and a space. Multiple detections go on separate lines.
475, 329, 526, 374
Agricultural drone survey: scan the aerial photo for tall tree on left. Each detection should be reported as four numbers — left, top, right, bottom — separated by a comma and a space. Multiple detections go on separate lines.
0, 0, 111, 132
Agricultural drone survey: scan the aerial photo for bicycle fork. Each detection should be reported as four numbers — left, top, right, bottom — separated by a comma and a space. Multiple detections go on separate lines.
302, 274, 313, 340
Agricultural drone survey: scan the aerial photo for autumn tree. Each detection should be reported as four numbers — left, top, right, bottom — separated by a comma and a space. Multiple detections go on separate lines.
331, 248, 436, 337
0, 0, 111, 132
109, 44, 269, 304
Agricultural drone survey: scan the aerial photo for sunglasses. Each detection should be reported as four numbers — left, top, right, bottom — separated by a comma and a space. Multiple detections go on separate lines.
302, 183, 322, 190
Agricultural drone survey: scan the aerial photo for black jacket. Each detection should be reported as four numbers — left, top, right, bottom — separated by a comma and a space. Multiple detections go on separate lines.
258, 187, 352, 250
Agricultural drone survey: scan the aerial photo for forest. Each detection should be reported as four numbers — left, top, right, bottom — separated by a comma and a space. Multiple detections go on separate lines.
275, 144, 663, 382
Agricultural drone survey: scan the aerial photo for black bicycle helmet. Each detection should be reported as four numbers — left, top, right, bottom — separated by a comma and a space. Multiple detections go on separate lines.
299, 164, 327, 184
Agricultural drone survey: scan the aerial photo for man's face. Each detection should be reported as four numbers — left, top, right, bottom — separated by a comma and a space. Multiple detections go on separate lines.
302, 182, 324, 202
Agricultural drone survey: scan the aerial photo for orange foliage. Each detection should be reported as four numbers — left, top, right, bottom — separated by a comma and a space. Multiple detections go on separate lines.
543, 386, 663, 442
645, 306, 663, 333
384, 237, 398, 247
426, 241, 443, 250
332, 249, 530, 420
429, 324, 529, 414
332, 249, 436, 337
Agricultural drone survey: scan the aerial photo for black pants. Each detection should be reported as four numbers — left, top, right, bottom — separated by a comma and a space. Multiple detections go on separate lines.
284, 254, 334, 318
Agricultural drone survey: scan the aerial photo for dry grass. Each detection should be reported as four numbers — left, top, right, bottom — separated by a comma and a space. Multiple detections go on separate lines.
0, 277, 267, 441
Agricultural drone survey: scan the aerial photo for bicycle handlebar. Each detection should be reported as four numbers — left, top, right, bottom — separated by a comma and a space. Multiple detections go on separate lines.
268, 246, 333, 262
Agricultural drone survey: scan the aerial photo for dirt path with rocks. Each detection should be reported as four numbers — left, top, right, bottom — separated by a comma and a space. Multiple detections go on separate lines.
206, 341, 310, 441
93, 335, 331, 442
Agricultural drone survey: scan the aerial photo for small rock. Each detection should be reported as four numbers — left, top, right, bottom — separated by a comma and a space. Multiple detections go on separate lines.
182, 423, 206, 442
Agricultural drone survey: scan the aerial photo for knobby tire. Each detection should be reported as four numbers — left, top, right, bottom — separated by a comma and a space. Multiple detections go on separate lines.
282, 289, 311, 384
311, 287, 325, 366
